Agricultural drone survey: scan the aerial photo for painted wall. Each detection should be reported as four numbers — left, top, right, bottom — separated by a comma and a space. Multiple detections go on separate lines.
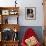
0, 0, 44, 26
18, 0, 44, 26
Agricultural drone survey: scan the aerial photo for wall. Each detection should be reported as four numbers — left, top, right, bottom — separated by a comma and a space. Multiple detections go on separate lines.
18, 0, 44, 26
0, 0, 44, 26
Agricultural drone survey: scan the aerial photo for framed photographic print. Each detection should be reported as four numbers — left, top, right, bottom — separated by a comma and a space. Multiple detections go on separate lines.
25, 7, 36, 20
2, 10, 9, 15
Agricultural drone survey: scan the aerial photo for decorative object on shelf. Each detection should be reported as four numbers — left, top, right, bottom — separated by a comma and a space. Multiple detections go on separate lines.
9, 10, 18, 15
5, 18, 8, 24
2, 16, 8, 24
25, 7, 36, 20
13, 32, 18, 41
2, 10, 9, 15
14, 28, 17, 32
13, 27, 19, 41
15, 0, 17, 7
1, 28, 19, 41
0, 7, 19, 16
1, 28, 13, 41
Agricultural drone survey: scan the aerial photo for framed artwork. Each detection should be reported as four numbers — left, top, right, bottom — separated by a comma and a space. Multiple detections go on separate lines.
25, 7, 36, 20
2, 10, 9, 15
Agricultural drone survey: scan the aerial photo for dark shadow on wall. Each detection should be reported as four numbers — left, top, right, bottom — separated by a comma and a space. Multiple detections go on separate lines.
18, 26, 44, 46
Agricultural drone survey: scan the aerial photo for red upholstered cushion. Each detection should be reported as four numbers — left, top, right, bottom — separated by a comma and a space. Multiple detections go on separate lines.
21, 28, 41, 46
24, 28, 36, 39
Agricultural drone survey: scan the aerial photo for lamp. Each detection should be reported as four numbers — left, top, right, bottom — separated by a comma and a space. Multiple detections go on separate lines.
14, 28, 17, 32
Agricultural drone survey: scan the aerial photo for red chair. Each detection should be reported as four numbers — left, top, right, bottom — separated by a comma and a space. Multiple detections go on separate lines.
21, 28, 41, 46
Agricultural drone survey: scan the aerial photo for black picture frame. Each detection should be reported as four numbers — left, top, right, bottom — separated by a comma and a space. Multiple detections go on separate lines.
25, 7, 36, 20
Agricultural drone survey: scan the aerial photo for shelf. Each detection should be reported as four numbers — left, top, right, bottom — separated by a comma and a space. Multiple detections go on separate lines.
0, 24, 20, 32
1, 40, 19, 46
0, 7, 19, 15
0, 7, 19, 24
0, 7, 20, 46
2, 40, 19, 43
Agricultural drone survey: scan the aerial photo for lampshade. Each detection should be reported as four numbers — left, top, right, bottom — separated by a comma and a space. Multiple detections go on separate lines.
13, 28, 17, 32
